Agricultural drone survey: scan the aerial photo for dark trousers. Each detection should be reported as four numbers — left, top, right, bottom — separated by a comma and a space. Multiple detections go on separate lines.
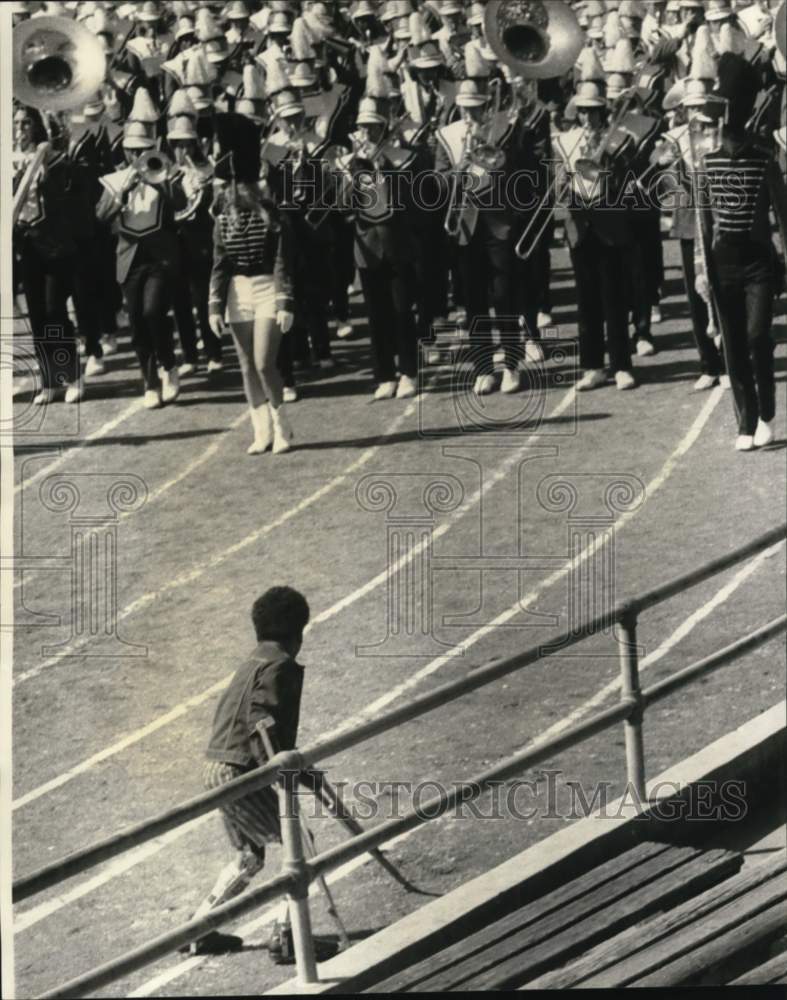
328, 214, 355, 324
359, 259, 417, 383
713, 241, 775, 436
94, 224, 122, 334
293, 220, 332, 362
412, 219, 449, 343
458, 221, 517, 374
19, 240, 79, 389
570, 231, 632, 374
629, 208, 663, 343
72, 240, 103, 360
172, 246, 222, 364
679, 239, 724, 378
122, 257, 176, 391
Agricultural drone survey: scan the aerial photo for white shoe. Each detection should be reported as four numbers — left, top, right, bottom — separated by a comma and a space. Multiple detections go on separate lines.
473, 374, 496, 396
500, 368, 521, 394
85, 355, 105, 378
396, 374, 417, 399
247, 404, 273, 455
651, 306, 662, 325
753, 419, 775, 448
161, 367, 180, 403
143, 389, 162, 410
719, 375, 731, 390
425, 348, 442, 365
336, 323, 353, 340
693, 374, 718, 392
735, 435, 755, 452
64, 378, 85, 403
271, 405, 294, 454
101, 334, 118, 356
615, 370, 637, 391
207, 359, 223, 373
77, 339, 86, 356
525, 340, 545, 363
373, 381, 398, 401
576, 369, 607, 392
636, 338, 656, 357
537, 312, 553, 330
178, 362, 197, 377
714, 334, 723, 350
33, 388, 56, 406
283, 386, 299, 403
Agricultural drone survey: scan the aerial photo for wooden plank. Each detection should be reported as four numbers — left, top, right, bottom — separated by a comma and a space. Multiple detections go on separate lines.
443, 848, 740, 991
586, 865, 787, 988
633, 898, 787, 987
366, 840, 672, 993
527, 854, 787, 989
728, 950, 787, 986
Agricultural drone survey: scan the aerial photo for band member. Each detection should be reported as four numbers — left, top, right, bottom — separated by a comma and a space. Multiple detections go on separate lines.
14, 108, 86, 405
332, 72, 419, 401
96, 111, 185, 410
554, 78, 637, 391
702, 52, 787, 450
208, 114, 297, 456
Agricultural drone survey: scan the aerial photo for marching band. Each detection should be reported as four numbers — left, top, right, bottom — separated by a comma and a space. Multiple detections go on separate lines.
11, 0, 787, 454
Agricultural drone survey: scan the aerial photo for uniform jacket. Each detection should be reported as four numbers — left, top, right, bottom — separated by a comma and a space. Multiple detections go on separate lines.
14, 152, 93, 260
205, 641, 304, 769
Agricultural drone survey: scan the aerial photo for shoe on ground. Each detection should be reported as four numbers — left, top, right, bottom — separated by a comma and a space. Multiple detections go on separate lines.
525, 340, 545, 364
64, 379, 85, 404
161, 367, 180, 403
282, 386, 299, 403
207, 359, 223, 373
615, 370, 637, 391
425, 348, 442, 365
537, 312, 553, 330
336, 323, 353, 340
397, 374, 417, 399
474, 374, 496, 396
33, 388, 56, 406
735, 435, 755, 452
268, 922, 294, 965
179, 931, 244, 956
101, 334, 119, 356
753, 419, 775, 448
271, 406, 294, 454
636, 338, 656, 358
651, 306, 663, 325
77, 340, 86, 356
85, 356, 106, 378
719, 374, 731, 390
576, 369, 607, 392
178, 362, 197, 377
248, 404, 273, 455
144, 389, 162, 410
373, 381, 398, 401
693, 374, 718, 391
500, 368, 521, 394
713, 334, 723, 350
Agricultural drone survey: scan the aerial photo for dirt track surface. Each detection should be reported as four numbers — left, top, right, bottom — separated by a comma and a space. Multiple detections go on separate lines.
10, 237, 787, 998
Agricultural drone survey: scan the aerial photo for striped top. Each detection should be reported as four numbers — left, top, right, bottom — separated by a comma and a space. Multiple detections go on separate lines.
703, 141, 773, 244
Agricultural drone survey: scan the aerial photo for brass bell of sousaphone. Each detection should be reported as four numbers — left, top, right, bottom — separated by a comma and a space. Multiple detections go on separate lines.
483, 0, 584, 80
14, 15, 107, 113
775, 1, 786, 62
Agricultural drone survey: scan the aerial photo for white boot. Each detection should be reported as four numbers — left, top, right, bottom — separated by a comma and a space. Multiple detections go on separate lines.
248, 404, 273, 455
161, 367, 180, 403
64, 378, 85, 403
270, 404, 294, 455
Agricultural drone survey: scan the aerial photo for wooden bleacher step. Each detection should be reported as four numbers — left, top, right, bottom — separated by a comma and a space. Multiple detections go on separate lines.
527, 853, 787, 989
366, 842, 741, 993
728, 947, 787, 986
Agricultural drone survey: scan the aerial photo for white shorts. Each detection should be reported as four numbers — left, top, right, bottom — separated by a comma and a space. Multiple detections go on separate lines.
226, 274, 277, 325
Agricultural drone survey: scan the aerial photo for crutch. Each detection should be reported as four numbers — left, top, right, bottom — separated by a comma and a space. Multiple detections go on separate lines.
255, 721, 351, 950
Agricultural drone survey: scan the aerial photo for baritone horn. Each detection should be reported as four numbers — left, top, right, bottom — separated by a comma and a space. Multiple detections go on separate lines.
483, 0, 584, 80
14, 15, 107, 113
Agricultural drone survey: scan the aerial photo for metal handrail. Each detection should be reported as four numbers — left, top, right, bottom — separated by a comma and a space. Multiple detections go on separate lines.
15, 523, 785, 905
21, 524, 786, 998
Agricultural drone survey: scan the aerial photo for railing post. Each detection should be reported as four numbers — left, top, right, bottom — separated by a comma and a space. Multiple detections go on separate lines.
617, 605, 647, 807
277, 760, 318, 985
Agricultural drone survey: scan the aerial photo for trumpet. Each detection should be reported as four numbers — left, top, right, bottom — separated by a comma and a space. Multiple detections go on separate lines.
174, 155, 214, 222
135, 150, 174, 186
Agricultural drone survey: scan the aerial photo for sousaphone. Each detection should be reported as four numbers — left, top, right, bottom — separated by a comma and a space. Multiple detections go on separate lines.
14, 15, 107, 113
483, 0, 584, 80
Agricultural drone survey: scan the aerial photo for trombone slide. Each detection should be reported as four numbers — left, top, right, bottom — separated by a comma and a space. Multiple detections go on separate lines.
12, 142, 49, 227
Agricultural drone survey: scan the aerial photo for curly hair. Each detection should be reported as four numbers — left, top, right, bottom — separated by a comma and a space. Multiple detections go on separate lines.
251, 587, 310, 643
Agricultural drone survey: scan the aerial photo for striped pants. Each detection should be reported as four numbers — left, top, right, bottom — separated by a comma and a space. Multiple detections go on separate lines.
204, 760, 281, 855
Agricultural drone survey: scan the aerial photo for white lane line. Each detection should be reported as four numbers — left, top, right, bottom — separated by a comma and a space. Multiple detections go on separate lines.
13, 390, 723, 939
329, 388, 725, 730
12, 399, 144, 497
12, 391, 423, 688
11, 410, 250, 592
